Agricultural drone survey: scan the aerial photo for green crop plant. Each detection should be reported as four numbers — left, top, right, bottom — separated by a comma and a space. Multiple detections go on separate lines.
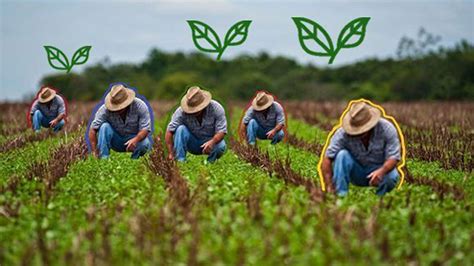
1, 103, 473, 265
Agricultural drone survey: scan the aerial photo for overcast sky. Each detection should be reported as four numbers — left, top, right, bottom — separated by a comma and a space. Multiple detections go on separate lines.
1, 0, 473, 101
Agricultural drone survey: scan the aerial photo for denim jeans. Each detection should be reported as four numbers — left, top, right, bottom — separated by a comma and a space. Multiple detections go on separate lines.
32, 110, 64, 133
332, 149, 399, 196
246, 119, 284, 145
97, 122, 151, 159
173, 125, 226, 163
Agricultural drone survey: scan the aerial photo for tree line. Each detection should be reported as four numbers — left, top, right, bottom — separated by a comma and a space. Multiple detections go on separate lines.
41, 33, 473, 101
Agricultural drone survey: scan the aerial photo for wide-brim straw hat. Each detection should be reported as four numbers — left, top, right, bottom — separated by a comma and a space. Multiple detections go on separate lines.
38, 87, 56, 103
181, 86, 212, 114
342, 101, 381, 135
105, 84, 136, 111
252, 91, 274, 111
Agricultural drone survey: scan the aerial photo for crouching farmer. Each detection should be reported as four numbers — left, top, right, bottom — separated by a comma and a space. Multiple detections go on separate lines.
165, 86, 227, 163
88, 84, 152, 159
30, 87, 66, 133
240, 91, 285, 145
321, 101, 401, 196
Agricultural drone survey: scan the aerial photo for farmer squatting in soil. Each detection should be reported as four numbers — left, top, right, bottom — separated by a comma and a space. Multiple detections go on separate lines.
28, 85, 403, 196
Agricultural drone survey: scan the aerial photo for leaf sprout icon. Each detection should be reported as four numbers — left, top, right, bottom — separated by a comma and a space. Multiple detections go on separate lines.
187, 20, 252, 60
292, 17, 370, 64
44, 45, 92, 73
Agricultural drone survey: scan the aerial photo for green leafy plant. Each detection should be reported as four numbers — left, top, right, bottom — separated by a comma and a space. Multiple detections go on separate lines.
187, 20, 252, 60
2, 103, 473, 265
44, 45, 92, 73
292, 17, 370, 64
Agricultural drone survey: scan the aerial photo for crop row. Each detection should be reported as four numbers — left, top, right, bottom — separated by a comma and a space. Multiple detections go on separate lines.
1, 103, 473, 265
0, 102, 92, 153
229, 137, 324, 202
147, 136, 194, 211
229, 109, 473, 264
284, 101, 473, 129
284, 101, 473, 172
285, 130, 466, 201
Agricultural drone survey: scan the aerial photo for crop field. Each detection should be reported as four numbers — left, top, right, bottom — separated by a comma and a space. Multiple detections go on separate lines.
0, 101, 473, 265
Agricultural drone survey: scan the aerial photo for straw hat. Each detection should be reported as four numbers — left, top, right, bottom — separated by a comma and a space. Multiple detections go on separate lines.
181, 86, 212, 114
105, 84, 136, 111
38, 87, 56, 103
342, 102, 381, 135
252, 91, 274, 111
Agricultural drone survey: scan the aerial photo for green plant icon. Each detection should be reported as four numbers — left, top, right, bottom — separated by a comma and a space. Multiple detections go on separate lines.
292, 17, 370, 64
187, 20, 252, 60
44, 45, 92, 73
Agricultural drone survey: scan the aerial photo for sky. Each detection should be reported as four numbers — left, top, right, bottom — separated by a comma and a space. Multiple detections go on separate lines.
1, 0, 473, 101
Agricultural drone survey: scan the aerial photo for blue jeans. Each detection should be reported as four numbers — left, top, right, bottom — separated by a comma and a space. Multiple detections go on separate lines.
246, 119, 284, 145
332, 149, 399, 196
174, 125, 226, 163
97, 123, 151, 159
32, 110, 64, 133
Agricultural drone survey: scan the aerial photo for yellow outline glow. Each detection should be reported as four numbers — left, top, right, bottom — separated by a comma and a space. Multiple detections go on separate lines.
317, 99, 407, 191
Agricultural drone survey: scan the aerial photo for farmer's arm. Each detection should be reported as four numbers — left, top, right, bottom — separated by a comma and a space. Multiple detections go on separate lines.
368, 158, 398, 186
202, 131, 226, 154
240, 107, 253, 139
53, 96, 66, 123
51, 113, 66, 127
89, 106, 107, 157
30, 100, 39, 127
211, 131, 226, 143
125, 129, 149, 152
88, 128, 99, 157
274, 102, 285, 131
125, 101, 152, 151
240, 123, 247, 139
268, 103, 285, 138
322, 128, 345, 191
368, 122, 401, 185
30, 100, 39, 116
202, 104, 227, 154
321, 156, 333, 186
165, 108, 184, 159
273, 123, 284, 132
165, 130, 175, 159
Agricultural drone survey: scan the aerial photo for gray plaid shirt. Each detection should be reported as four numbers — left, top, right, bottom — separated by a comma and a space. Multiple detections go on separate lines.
167, 100, 227, 140
91, 98, 151, 136
242, 102, 285, 129
325, 118, 401, 166
30, 95, 66, 118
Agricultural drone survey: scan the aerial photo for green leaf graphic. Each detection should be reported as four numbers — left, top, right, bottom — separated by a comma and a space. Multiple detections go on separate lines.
292, 17, 370, 64
187, 20, 222, 54
223, 20, 252, 47
44, 46, 70, 72
71, 45, 92, 67
220, 20, 252, 60
187, 20, 252, 60
292, 17, 334, 57
337, 17, 370, 49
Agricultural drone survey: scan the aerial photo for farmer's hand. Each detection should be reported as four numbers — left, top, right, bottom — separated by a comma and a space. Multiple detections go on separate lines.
168, 152, 175, 160
125, 137, 139, 152
201, 139, 215, 154
266, 129, 276, 139
367, 168, 385, 186
49, 118, 58, 127
92, 149, 99, 158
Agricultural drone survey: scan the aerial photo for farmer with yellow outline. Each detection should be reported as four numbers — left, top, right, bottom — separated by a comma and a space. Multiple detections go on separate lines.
321, 100, 401, 196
